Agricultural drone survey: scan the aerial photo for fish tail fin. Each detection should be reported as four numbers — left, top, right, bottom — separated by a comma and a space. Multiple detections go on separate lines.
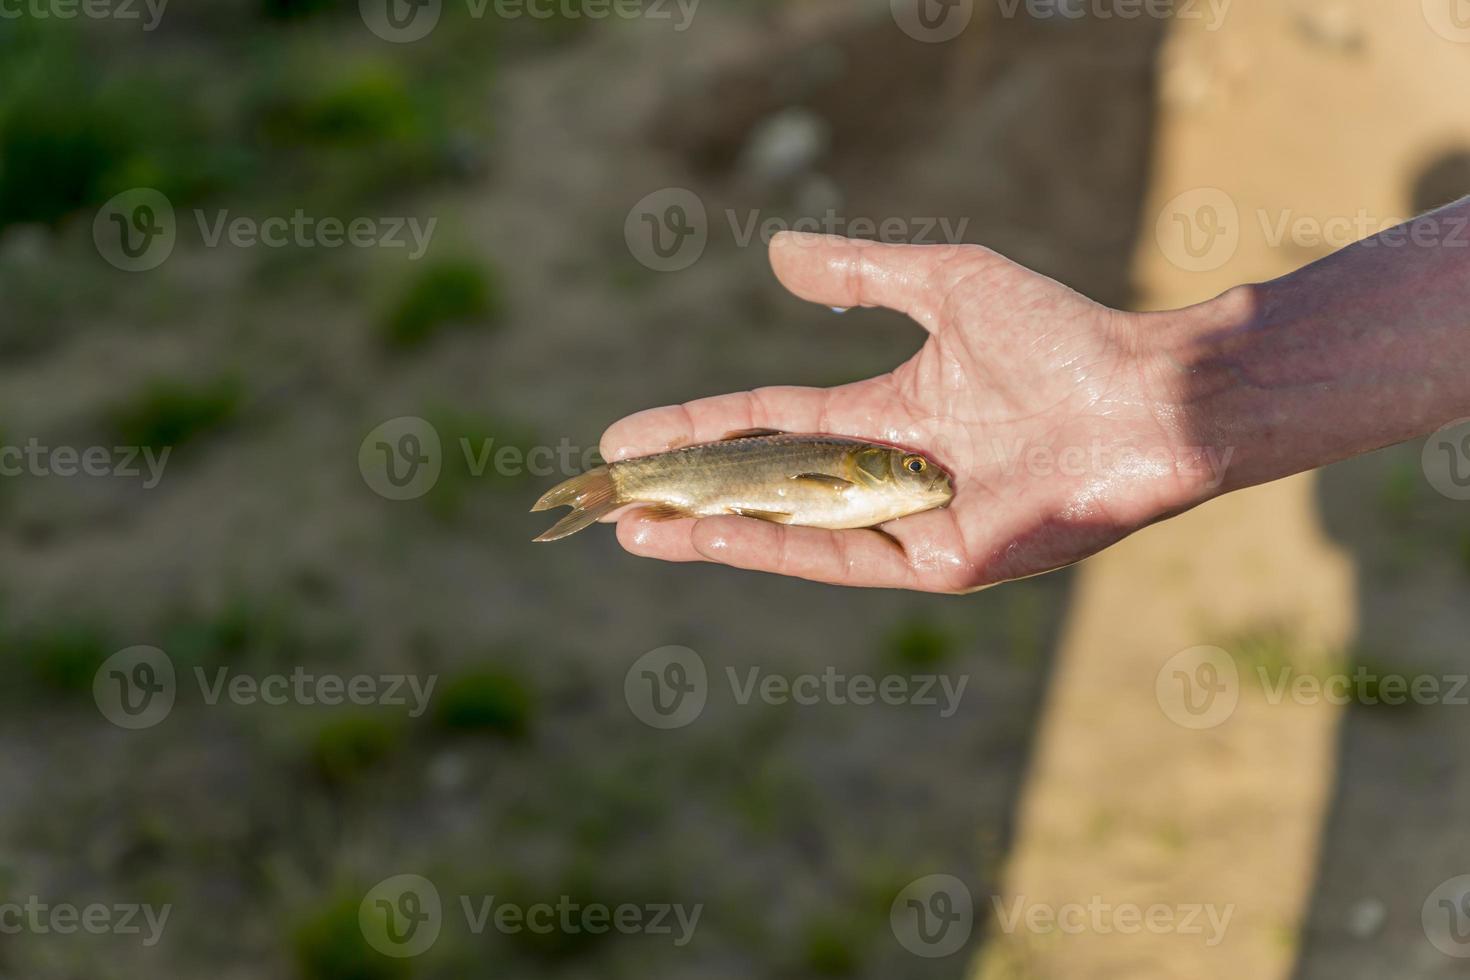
531, 466, 620, 542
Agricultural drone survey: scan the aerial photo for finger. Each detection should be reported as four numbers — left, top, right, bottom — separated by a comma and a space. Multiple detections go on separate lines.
689, 516, 920, 590
600, 386, 832, 462
614, 514, 708, 563
769, 231, 956, 331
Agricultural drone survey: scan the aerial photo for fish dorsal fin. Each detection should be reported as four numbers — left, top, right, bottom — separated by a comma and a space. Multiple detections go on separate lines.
729, 507, 794, 524
719, 428, 786, 441
790, 473, 853, 491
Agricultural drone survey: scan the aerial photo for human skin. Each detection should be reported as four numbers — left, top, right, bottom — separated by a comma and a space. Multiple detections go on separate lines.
599, 198, 1470, 592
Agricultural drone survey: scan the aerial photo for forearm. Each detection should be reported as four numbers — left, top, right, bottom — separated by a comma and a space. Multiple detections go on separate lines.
1151, 196, 1470, 496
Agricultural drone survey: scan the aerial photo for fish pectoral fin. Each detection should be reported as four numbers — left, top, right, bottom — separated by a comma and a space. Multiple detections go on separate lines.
790, 473, 854, 491
719, 428, 786, 441
729, 507, 795, 524
636, 503, 692, 522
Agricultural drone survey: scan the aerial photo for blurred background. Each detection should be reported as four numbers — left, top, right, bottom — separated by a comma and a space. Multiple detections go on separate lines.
1, 0, 1469, 978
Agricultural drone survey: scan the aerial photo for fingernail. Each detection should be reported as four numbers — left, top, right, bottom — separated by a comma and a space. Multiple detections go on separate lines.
830, 307, 849, 314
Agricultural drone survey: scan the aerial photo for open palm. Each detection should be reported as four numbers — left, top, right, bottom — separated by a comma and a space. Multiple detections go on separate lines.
601, 232, 1206, 592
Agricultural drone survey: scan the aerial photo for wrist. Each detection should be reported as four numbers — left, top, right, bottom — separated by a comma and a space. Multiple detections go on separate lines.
1135, 283, 1269, 501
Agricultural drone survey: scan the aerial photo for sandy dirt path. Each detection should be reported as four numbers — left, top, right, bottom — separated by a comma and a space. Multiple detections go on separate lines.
972, 2, 1470, 977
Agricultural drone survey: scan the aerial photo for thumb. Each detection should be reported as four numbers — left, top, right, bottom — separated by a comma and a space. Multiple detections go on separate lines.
768, 232, 958, 333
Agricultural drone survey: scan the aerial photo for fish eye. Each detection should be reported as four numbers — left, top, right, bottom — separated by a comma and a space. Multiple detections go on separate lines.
904, 455, 926, 474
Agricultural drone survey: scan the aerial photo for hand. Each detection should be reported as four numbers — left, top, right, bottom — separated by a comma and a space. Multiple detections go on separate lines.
601, 231, 1212, 592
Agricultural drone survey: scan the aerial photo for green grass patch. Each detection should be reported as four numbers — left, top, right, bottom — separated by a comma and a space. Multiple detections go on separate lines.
490, 865, 621, 961
381, 260, 501, 350
0, 28, 242, 229
109, 376, 243, 452
421, 409, 543, 522
1003, 584, 1048, 666
1340, 653, 1437, 711
293, 892, 412, 980
798, 912, 864, 976
882, 617, 955, 669
1226, 623, 1306, 680
308, 712, 408, 787
10, 620, 113, 695
157, 592, 327, 673
256, 62, 424, 150
433, 666, 533, 738
1376, 461, 1421, 525
258, 0, 348, 20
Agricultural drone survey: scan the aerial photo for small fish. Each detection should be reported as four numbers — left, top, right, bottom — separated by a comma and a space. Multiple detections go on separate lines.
531, 429, 954, 542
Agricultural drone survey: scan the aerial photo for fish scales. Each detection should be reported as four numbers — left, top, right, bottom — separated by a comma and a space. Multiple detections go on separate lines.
531, 433, 953, 542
